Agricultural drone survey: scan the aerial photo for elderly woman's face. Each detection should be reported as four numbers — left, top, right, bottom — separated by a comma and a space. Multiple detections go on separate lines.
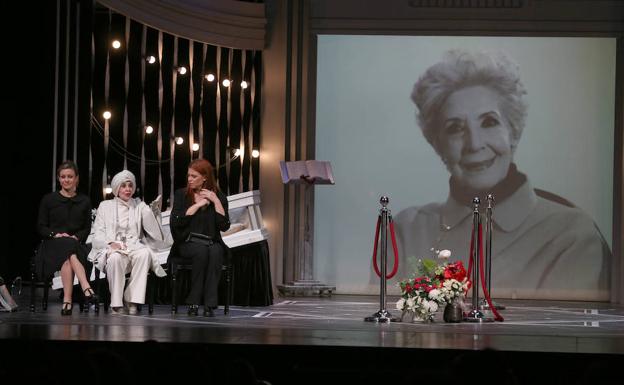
117, 181, 134, 202
436, 86, 516, 191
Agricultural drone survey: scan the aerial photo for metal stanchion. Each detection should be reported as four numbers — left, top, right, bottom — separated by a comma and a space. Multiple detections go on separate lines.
480, 194, 505, 311
365, 196, 398, 323
464, 197, 493, 323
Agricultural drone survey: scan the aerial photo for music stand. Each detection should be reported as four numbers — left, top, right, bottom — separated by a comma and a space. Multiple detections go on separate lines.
277, 160, 336, 296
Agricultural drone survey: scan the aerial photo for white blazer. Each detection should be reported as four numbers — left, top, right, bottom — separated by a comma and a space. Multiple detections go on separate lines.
87, 198, 173, 275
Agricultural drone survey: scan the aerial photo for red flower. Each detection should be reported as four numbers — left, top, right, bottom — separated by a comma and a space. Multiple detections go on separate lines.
443, 261, 467, 282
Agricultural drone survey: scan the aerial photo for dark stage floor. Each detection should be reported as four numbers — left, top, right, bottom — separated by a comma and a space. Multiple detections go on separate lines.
1, 293, 623, 384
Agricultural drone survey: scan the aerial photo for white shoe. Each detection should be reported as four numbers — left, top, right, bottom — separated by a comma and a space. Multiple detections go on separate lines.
127, 303, 138, 315
110, 306, 128, 315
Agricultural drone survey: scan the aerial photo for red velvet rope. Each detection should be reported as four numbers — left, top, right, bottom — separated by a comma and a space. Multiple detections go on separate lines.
388, 219, 399, 279
467, 223, 504, 322
372, 215, 399, 279
477, 224, 504, 321
467, 230, 474, 292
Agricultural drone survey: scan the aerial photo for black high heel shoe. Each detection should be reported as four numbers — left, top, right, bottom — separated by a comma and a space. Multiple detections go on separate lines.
187, 305, 199, 316
61, 302, 72, 316
83, 287, 99, 305
203, 307, 215, 317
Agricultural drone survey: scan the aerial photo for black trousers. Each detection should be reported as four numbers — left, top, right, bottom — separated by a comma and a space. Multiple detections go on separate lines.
177, 241, 224, 307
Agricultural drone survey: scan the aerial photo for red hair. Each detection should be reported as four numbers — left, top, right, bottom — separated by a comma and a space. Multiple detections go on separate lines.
186, 158, 218, 202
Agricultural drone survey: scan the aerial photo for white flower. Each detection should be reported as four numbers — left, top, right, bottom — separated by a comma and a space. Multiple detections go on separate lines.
438, 249, 451, 259
406, 297, 416, 311
423, 300, 438, 313
428, 289, 441, 301
396, 298, 406, 311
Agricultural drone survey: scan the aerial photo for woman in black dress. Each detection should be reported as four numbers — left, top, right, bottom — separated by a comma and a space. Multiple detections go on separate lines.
36, 160, 97, 315
169, 158, 230, 317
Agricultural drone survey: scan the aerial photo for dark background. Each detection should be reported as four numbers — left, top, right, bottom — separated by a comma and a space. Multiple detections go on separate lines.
3, 2, 57, 282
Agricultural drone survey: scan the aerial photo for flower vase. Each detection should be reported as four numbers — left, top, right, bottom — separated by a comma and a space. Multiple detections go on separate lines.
400, 310, 415, 322
443, 298, 464, 323
401, 310, 432, 323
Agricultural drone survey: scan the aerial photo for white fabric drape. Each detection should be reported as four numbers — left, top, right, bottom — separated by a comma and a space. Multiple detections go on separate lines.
97, 0, 266, 49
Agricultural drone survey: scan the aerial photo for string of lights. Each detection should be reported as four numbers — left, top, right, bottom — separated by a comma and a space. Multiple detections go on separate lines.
90, 114, 256, 167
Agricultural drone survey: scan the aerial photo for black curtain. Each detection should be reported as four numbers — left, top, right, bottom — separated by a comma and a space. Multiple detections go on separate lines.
5, 0, 263, 281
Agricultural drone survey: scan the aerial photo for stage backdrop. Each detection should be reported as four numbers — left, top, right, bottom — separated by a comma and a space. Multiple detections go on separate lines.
313, 36, 616, 299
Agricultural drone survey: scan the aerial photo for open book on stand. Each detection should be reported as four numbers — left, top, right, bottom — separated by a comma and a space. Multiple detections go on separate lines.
279, 160, 335, 185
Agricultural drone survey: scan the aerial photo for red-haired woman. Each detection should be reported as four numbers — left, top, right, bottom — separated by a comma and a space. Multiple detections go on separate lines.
169, 159, 230, 316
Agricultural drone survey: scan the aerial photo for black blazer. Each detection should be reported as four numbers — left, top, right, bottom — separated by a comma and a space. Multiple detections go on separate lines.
167, 188, 230, 262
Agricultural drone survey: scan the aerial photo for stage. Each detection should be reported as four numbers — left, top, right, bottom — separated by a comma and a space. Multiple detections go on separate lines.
1, 294, 623, 384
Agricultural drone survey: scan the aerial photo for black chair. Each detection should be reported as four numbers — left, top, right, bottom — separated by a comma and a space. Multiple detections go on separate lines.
170, 252, 232, 315
29, 249, 94, 313
28, 258, 53, 312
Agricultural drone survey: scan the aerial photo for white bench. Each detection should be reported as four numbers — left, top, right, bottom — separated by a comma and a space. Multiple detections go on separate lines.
52, 190, 269, 289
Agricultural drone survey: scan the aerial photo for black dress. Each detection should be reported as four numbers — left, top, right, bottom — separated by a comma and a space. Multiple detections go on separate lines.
35, 192, 92, 279
169, 188, 230, 307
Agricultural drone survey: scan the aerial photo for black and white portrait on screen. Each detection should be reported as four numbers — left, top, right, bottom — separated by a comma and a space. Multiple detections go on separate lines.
393, 49, 611, 301
313, 36, 616, 301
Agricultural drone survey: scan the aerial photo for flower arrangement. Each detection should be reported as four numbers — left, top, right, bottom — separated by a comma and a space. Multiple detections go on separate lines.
396, 250, 470, 322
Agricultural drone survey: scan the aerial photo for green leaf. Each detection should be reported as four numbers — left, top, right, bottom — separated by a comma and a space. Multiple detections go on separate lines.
419, 258, 437, 276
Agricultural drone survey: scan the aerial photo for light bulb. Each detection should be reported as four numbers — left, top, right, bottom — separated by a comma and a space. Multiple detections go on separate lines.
103, 111, 111, 120
205, 74, 215, 82
192, 143, 199, 151
145, 125, 154, 134
251, 149, 260, 158
112, 40, 121, 49
177, 66, 187, 75
146, 55, 156, 64
222, 79, 230, 87
175, 137, 184, 145
104, 186, 113, 194
240, 81, 248, 89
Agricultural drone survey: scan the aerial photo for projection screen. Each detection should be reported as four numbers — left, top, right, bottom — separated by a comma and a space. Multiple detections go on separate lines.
314, 36, 616, 301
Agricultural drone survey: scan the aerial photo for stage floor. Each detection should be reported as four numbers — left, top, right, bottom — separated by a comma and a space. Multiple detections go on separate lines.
1, 294, 623, 355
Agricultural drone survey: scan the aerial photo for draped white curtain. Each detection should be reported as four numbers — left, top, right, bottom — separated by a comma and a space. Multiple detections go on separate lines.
97, 0, 266, 49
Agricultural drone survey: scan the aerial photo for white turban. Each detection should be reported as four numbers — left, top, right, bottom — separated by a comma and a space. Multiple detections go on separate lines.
110, 170, 136, 197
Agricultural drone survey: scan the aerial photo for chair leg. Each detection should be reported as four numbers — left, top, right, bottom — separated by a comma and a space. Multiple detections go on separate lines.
224, 266, 231, 315
91, 268, 100, 314
171, 271, 178, 315
148, 273, 154, 315
96, 272, 110, 312
94, 292, 100, 314
30, 270, 36, 312
42, 281, 49, 311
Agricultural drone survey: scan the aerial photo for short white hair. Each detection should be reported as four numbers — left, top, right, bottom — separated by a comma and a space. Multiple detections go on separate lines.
411, 49, 528, 152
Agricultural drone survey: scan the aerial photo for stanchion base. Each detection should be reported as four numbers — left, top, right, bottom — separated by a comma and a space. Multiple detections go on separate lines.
479, 299, 506, 311
463, 309, 494, 323
365, 310, 398, 323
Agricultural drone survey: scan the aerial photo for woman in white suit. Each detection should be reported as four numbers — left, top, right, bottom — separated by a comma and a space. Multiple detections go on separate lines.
88, 170, 171, 314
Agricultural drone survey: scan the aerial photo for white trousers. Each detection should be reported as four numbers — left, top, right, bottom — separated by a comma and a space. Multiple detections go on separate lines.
106, 247, 151, 308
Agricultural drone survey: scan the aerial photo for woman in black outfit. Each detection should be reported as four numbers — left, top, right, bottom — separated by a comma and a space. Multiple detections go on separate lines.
169, 158, 230, 317
36, 160, 97, 315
